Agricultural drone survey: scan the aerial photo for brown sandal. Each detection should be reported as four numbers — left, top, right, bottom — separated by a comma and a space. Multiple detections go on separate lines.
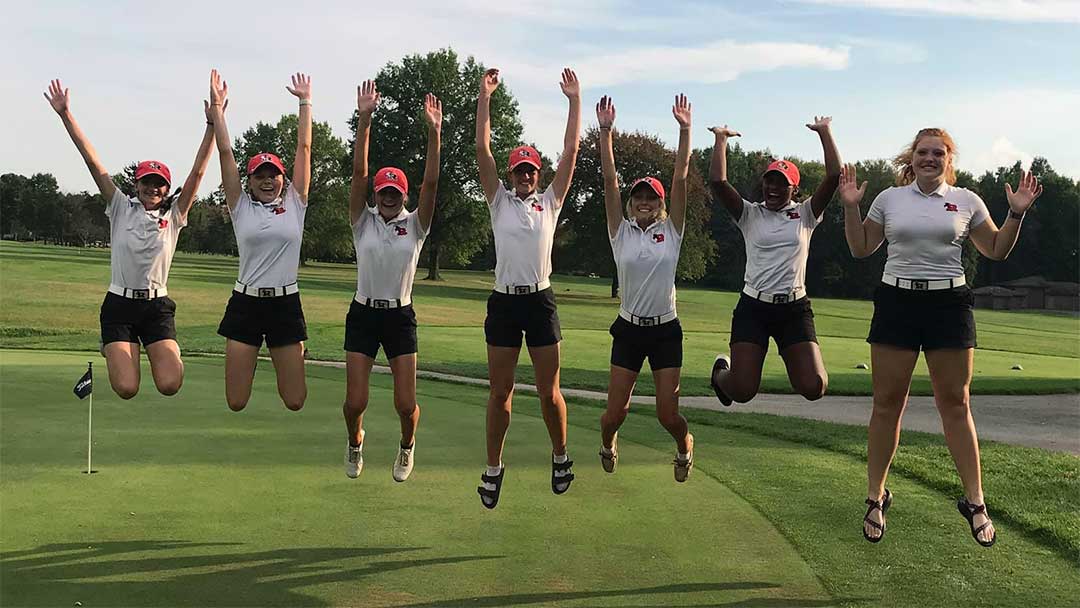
862, 488, 892, 543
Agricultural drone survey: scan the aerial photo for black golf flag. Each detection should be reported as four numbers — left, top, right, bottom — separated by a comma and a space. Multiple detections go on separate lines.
73, 363, 92, 399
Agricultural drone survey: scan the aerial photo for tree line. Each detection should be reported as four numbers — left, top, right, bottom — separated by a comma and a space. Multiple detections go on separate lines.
3, 49, 1077, 297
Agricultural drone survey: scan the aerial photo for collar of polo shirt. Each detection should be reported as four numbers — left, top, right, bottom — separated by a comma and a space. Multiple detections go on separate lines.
370, 205, 409, 224
628, 216, 666, 232
910, 180, 950, 198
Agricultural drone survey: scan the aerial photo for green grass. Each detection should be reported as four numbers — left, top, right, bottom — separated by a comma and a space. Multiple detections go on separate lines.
2, 241, 1078, 396
2, 349, 1079, 607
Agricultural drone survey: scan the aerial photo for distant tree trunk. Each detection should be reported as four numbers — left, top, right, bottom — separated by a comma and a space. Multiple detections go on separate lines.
611, 273, 619, 298
425, 241, 442, 280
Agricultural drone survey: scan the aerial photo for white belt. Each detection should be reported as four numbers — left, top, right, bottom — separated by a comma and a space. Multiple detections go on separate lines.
494, 279, 551, 295
234, 281, 299, 298
618, 309, 677, 327
742, 285, 806, 304
354, 292, 411, 309
881, 273, 965, 291
108, 284, 167, 300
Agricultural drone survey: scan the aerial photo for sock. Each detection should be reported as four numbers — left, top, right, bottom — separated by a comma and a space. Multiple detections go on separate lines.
600, 446, 613, 456
401, 441, 414, 450
486, 464, 503, 477
553, 453, 568, 464
678, 452, 689, 460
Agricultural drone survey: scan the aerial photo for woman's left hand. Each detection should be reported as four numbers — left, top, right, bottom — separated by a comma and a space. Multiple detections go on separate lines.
806, 115, 832, 133
672, 94, 692, 128
286, 73, 312, 100
1005, 170, 1044, 214
424, 93, 443, 130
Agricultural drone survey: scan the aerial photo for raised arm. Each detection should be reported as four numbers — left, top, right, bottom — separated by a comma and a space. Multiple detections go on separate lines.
417, 93, 443, 233
550, 68, 581, 207
207, 69, 242, 210
968, 170, 1043, 261
44, 80, 116, 201
475, 68, 502, 203
286, 73, 312, 201
707, 126, 744, 221
349, 80, 378, 225
174, 101, 221, 220
807, 116, 842, 218
596, 96, 622, 239
838, 164, 884, 258
670, 94, 692, 235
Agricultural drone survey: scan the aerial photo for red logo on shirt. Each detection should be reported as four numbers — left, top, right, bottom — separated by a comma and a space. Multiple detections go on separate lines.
786, 210, 800, 220
652, 233, 665, 243
394, 226, 408, 236
158, 218, 168, 229
272, 206, 286, 215
531, 202, 544, 212
943, 202, 958, 212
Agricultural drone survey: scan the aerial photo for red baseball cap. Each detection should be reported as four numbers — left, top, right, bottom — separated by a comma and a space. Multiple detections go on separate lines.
765, 159, 800, 187
508, 145, 542, 171
135, 160, 171, 186
374, 167, 408, 195
630, 177, 665, 199
247, 153, 287, 176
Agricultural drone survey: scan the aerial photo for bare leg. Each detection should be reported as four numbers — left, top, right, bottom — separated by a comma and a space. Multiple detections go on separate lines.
779, 341, 828, 401
269, 342, 306, 411
716, 341, 767, 403
652, 367, 689, 452
146, 339, 183, 396
103, 341, 140, 399
224, 339, 259, 411
528, 342, 568, 456
388, 353, 420, 447
486, 345, 521, 467
864, 344, 919, 539
601, 365, 637, 449
343, 352, 374, 445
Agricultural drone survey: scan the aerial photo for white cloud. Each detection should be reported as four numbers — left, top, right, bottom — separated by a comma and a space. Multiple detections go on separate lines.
975, 137, 1032, 172
792, 0, 1080, 23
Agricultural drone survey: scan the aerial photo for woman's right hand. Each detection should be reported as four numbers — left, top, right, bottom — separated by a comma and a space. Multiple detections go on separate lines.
209, 69, 228, 108
44, 79, 70, 114
596, 95, 616, 129
838, 164, 867, 207
480, 68, 500, 97
357, 80, 379, 115
708, 125, 740, 139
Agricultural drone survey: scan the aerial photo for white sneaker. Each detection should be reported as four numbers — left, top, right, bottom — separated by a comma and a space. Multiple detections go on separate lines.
345, 431, 365, 479
392, 442, 415, 482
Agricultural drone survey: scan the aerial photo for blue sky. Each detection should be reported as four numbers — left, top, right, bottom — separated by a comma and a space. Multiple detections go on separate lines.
6, 0, 1078, 196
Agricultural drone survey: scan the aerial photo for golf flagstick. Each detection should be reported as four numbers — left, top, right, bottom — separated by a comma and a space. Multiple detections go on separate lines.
73, 361, 94, 474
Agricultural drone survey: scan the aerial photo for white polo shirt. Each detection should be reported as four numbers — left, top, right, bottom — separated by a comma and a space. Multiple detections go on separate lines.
737, 198, 821, 295
352, 206, 428, 300
229, 184, 307, 288
105, 189, 187, 290
867, 182, 989, 280
610, 217, 683, 318
489, 182, 561, 287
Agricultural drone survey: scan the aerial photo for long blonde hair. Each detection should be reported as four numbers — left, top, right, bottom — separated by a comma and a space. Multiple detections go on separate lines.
892, 127, 958, 186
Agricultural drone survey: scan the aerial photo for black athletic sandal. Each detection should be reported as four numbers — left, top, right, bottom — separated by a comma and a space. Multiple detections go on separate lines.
862, 488, 893, 543
957, 498, 997, 547
477, 468, 505, 510
551, 457, 575, 495
711, 355, 733, 407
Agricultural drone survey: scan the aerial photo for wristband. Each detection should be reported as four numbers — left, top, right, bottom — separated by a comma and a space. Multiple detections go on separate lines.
599, 126, 612, 131
1008, 210, 1025, 221
206, 121, 214, 126
299, 99, 312, 106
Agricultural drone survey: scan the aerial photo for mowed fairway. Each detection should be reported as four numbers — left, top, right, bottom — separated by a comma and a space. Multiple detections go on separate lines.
3, 350, 1080, 608
2, 242, 1078, 396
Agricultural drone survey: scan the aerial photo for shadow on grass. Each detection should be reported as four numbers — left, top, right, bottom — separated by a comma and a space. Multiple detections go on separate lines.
388, 582, 848, 608
0, 540, 503, 607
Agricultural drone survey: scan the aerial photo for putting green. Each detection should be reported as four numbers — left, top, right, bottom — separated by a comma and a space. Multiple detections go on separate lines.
1, 350, 829, 607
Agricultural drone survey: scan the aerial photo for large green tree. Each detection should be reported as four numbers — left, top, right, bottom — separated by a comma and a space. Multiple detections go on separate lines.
233, 115, 352, 263
347, 48, 523, 279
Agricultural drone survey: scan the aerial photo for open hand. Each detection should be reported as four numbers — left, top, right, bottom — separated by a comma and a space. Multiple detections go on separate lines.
286, 73, 312, 100
424, 93, 443, 130
596, 95, 616, 129
209, 69, 228, 108
559, 68, 580, 99
44, 79, 70, 114
838, 164, 867, 207
1005, 170, 1044, 214
357, 80, 379, 115
806, 115, 832, 133
672, 94, 691, 128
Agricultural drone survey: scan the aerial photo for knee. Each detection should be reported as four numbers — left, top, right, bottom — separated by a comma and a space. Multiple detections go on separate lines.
227, 396, 248, 412
798, 374, 827, 401
936, 391, 971, 417
283, 395, 306, 412
602, 406, 629, 426
489, 385, 514, 408
155, 377, 183, 397
394, 398, 416, 418
537, 389, 562, 409
343, 394, 368, 416
727, 381, 759, 404
114, 383, 139, 400
656, 409, 682, 429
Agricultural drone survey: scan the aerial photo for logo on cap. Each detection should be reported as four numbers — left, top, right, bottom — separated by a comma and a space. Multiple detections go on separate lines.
384, 171, 398, 180
520, 150, 531, 157
149, 162, 161, 169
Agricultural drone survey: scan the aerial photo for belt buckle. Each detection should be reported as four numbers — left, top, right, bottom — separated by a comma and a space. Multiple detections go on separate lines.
131, 289, 150, 300
258, 287, 276, 298
639, 317, 656, 326
911, 280, 929, 291
514, 285, 531, 295
772, 294, 789, 304
373, 299, 390, 309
